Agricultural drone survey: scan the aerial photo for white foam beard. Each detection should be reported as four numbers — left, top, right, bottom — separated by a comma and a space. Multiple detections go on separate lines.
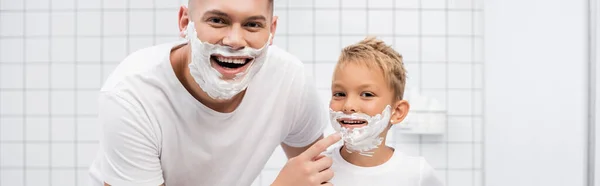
329, 105, 392, 157
185, 21, 272, 100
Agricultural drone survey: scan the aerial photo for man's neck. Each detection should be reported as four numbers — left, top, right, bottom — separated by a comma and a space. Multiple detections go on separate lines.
169, 44, 245, 113
340, 144, 394, 167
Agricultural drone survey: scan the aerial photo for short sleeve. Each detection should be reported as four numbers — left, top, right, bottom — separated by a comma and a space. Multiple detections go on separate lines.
282, 74, 328, 147
419, 158, 445, 186
98, 92, 164, 186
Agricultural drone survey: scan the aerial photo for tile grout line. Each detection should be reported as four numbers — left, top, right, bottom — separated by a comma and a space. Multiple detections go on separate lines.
470, 0, 477, 184
22, 0, 27, 184
480, 0, 487, 185
0, 0, 3, 184
445, 0, 450, 184
48, 0, 53, 184
73, 0, 79, 183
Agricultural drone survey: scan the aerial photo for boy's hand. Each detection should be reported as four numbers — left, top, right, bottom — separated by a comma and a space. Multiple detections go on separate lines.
271, 133, 342, 186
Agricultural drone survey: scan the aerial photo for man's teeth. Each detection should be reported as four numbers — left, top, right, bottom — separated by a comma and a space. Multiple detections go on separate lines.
217, 56, 247, 64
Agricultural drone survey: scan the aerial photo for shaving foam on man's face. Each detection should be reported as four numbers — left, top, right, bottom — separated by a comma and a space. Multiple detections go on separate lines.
185, 21, 272, 100
329, 105, 392, 157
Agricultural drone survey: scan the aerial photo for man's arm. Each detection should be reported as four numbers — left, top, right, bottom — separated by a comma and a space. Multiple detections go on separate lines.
104, 183, 164, 186
272, 133, 340, 186
281, 135, 324, 159
97, 92, 165, 186
280, 65, 332, 157
280, 71, 329, 158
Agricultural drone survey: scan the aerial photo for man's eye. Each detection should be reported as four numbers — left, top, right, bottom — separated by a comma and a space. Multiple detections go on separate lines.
245, 22, 263, 28
208, 17, 226, 24
333, 92, 346, 97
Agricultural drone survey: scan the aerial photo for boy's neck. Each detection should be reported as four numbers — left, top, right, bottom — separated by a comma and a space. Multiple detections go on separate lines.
340, 144, 394, 167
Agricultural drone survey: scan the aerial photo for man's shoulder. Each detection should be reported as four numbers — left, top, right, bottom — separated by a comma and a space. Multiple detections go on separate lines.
266, 45, 305, 69
101, 40, 186, 93
262, 45, 311, 83
250, 45, 312, 94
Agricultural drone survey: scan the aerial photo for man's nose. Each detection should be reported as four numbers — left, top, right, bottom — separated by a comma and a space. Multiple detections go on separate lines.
222, 25, 247, 50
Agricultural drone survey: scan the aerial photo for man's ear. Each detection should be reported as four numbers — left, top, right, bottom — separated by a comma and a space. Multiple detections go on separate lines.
390, 100, 410, 125
269, 16, 278, 45
178, 5, 190, 38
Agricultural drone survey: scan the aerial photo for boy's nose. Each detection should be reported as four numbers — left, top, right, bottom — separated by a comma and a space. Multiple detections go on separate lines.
342, 102, 358, 113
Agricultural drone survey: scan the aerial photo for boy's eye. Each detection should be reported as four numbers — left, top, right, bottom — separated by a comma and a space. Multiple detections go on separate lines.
333, 92, 346, 97
361, 92, 375, 97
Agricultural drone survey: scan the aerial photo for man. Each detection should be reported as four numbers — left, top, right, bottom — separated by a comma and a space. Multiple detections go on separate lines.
88, 0, 340, 185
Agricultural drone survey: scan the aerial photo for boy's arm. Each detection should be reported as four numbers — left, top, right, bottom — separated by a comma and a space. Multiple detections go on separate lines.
98, 92, 164, 186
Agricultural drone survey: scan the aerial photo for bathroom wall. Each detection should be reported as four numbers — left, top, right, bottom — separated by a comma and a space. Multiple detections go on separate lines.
0, 0, 484, 185
485, 0, 589, 185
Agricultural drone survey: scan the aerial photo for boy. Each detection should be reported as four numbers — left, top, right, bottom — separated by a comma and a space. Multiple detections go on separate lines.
326, 37, 444, 186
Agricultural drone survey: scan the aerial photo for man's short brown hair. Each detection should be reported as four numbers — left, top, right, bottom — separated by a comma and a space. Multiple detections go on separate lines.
189, 0, 273, 14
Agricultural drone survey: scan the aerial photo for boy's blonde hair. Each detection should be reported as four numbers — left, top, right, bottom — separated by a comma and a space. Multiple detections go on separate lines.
336, 36, 407, 100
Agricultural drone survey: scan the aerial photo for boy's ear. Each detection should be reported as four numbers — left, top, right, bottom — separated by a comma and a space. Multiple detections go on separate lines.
390, 100, 410, 125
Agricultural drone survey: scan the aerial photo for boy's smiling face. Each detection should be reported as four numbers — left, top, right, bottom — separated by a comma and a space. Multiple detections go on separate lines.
329, 62, 396, 129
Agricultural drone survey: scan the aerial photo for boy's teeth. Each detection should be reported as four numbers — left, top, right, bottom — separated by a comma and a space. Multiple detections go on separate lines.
217, 56, 247, 64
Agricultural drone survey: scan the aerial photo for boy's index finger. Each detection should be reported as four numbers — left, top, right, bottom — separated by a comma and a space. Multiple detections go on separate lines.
300, 133, 342, 160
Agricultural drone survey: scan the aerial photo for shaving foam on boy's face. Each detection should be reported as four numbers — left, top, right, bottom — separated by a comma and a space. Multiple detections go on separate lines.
329, 105, 393, 157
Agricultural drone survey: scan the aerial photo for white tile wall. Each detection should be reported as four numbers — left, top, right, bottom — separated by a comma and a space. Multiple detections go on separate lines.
1, 143, 23, 167
0, 12, 24, 36
0, 0, 484, 185
368, 10, 394, 35
76, 117, 99, 142
341, 10, 367, 34
0, 39, 24, 63
315, 10, 339, 34
0, 118, 23, 141
26, 170, 50, 186
25, 117, 49, 141
50, 38, 75, 62
1, 170, 24, 186
50, 117, 75, 141
0, 65, 24, 89
51, 143, 75, 167
51, 170, 76, 186
25, 144, 49, 167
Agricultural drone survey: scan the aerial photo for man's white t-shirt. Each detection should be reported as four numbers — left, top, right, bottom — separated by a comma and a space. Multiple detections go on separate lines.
325, 145, 445, 186
88, 41, 328, 186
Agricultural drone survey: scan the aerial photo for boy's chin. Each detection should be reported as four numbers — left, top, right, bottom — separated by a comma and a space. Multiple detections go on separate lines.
340, 124, 368, 129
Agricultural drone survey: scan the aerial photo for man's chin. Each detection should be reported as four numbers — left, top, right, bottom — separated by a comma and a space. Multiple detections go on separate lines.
219, 74, 238, 80
210, 89, 247, 102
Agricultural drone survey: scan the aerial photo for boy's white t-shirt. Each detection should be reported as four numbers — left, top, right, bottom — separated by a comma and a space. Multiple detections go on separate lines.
87, 41, 328, 186
326, 145, 445, 186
